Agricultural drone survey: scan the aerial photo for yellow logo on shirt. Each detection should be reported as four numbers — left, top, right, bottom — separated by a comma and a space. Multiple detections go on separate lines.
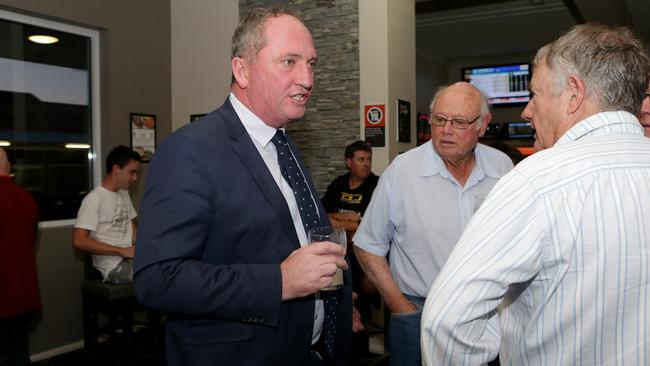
340, 193, 363, 204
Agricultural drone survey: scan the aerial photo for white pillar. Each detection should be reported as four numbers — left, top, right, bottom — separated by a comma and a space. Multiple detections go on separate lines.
359, 0, 416, 173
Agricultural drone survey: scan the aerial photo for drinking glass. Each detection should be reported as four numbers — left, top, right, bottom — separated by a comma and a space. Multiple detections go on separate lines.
308, 226, 347, 291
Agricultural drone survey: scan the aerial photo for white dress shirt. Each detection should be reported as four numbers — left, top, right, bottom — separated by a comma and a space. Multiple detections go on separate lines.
229, 93, 324, 344
422, 111, 650, 365
353, 141, 513, 297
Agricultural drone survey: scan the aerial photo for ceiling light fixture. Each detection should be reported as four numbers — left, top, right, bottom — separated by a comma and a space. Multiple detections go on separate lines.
28, 35, 59, 44
65, 143, 90, 149
0, 141, 11, 147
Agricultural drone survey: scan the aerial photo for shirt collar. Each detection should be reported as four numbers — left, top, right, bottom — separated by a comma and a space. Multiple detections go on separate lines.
420, 142, 444, 177
555, 110, 643, 147
229, 93, 282, 148
475, 144, 503, 179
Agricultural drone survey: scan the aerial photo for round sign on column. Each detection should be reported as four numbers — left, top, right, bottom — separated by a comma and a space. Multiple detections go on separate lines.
364, 104, 385, 147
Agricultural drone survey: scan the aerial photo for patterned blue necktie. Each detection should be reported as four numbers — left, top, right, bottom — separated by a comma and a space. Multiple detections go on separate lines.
271, 129, 338, 359
271, 129, 320, 233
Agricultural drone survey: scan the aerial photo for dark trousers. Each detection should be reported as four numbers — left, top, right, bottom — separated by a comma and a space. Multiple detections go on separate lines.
0, 312, 33, 366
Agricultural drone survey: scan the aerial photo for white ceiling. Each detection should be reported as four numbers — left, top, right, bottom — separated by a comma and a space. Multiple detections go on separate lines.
415, 0, 650, 63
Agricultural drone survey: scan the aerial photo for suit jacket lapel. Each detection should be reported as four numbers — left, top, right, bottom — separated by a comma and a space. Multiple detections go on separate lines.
217, 99, 301, 249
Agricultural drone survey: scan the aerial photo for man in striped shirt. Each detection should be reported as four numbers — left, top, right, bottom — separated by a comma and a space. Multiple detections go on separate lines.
422, 23, 650, 365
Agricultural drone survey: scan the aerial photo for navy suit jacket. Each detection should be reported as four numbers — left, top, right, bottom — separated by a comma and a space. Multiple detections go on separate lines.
134, 99, 352, 366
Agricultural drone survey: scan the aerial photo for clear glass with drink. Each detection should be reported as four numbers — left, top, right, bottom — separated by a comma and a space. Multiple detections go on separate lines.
308, 226, 346, 291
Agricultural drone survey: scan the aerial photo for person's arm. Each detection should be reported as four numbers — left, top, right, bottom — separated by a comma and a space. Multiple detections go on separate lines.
72, 227, 134, 258
354, 246, 416, 313
421, 170, 545, 365
131, 221, 137, 245
351, 165, 413, 312
328, 211, 360, 233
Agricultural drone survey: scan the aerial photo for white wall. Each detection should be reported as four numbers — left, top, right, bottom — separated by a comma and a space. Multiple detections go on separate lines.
170, 0, 239, 130
359, 0, 389, 173
359, 0, 416, 174
387, 0, 417, 156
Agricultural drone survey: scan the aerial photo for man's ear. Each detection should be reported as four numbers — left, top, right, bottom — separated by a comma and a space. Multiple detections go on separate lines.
478, 112, 492, 137
111, 164, 120, 175
232, 57, 249, 89
566, 75, 585, 115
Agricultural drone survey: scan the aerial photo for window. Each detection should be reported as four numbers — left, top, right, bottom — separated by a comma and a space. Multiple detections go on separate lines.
0, 10, 100, 225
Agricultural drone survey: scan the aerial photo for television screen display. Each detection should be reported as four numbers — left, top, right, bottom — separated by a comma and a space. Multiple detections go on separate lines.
484, 121, 534, 139
507, 121, 534, 138
462, 63, 531, 106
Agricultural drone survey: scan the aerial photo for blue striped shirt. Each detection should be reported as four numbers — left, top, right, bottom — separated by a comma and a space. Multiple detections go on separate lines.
422, 111, 650, 366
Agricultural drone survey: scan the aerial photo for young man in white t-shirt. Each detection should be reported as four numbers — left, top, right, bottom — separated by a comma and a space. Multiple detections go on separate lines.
73, 145, 141, 284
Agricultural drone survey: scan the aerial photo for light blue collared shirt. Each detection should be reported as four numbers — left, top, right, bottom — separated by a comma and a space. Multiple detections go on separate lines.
353, 141, 514, 298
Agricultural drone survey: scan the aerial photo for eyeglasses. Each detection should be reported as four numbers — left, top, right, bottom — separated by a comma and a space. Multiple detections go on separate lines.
430, 114, 481, 130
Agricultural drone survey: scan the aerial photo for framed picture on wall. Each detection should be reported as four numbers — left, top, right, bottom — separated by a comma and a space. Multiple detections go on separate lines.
130, 113, 156, 162
397, 99, 411, 143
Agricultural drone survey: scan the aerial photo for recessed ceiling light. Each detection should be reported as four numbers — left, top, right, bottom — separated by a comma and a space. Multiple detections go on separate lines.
65, 143, 90, 149
0, 140, 10, 147
28, 35, 59, 44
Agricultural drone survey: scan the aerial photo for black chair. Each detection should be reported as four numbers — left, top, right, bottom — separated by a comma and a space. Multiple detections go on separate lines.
81, 255, 162, 362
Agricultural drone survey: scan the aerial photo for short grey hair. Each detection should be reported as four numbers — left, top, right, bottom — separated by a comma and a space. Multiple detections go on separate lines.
231, 8, 299, 62
230, 8, 301, 85
533, 22, 650, 114
428, 82, 490, 130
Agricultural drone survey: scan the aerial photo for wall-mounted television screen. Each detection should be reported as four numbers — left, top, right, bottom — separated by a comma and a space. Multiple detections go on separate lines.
484, 121, 534, 139
461, 63, 531, 106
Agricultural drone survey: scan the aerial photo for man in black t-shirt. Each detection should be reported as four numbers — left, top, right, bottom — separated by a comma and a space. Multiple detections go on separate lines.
322, 140, 378, 224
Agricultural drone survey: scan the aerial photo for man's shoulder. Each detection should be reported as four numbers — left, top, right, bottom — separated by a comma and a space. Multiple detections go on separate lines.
325, 173, 350, 193
365, 172, 380, 186
0, 176, 25, 195
0, 176, 37, 211
81, 185, 103, 201
476, 143, 512, 162
391, 143, 428, 166
373, 145, 428, 189
525, 134, 650, 170
511, 134, 650, 194
476, 144, 514, 173
169, 99, 240, 142
117, 188, 135, 203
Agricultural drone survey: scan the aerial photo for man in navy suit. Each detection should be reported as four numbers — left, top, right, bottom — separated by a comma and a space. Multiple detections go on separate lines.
134, 8, 353, 366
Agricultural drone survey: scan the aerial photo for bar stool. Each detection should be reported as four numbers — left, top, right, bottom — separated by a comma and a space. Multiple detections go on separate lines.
81, 256, 137, 351
81, 255, 162, 360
